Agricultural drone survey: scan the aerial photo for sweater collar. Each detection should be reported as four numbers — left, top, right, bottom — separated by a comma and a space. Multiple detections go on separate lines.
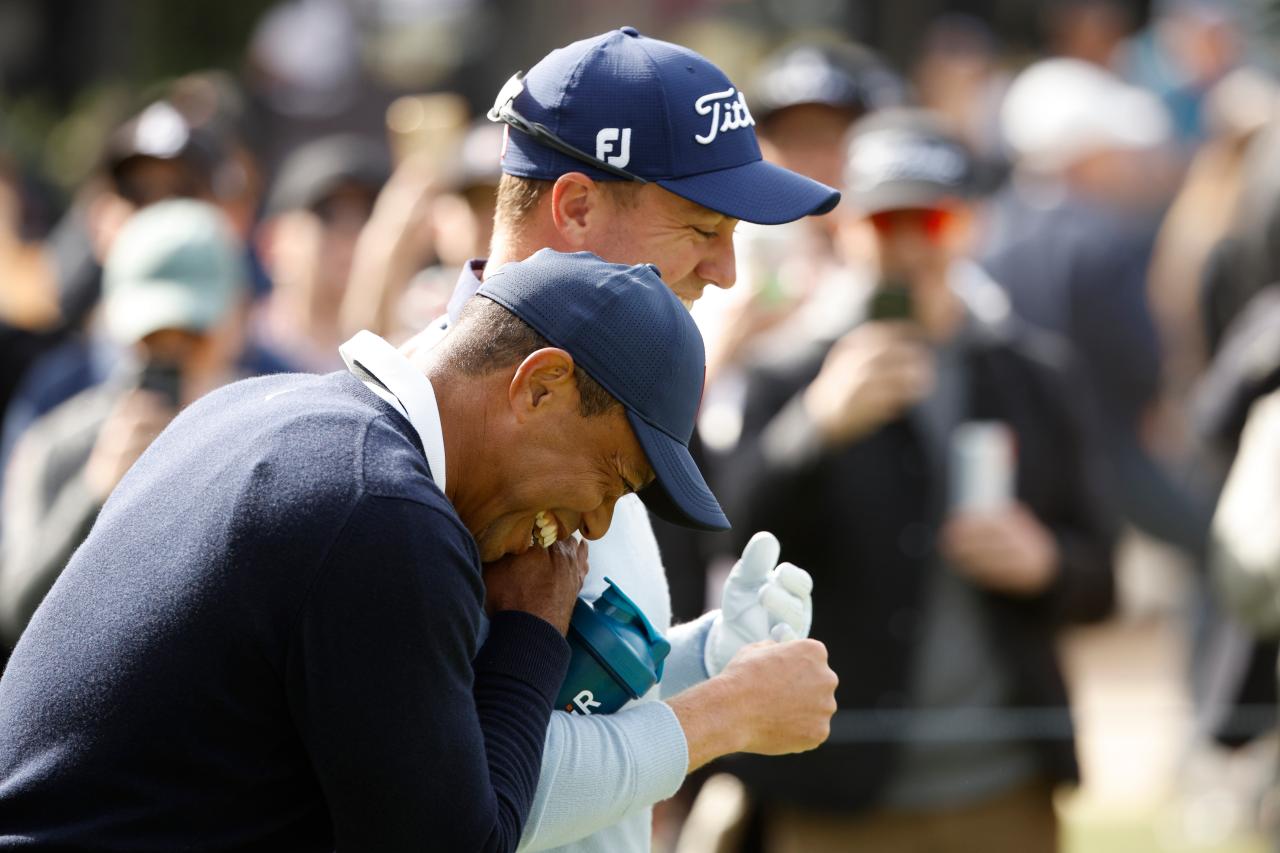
339, 331, 448, 492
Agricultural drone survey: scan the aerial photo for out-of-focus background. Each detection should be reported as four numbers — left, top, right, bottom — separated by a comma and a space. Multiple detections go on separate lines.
3, 0, 1280, 850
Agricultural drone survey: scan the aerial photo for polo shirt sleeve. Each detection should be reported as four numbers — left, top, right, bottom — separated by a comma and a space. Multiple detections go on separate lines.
286, 493, 569, 852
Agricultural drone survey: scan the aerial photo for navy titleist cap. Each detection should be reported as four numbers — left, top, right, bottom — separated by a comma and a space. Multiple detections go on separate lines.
489, 26, 841, 225
477, 249, 729, 532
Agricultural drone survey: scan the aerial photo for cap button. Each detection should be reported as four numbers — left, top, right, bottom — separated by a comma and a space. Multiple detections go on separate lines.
620, 26, 640, 37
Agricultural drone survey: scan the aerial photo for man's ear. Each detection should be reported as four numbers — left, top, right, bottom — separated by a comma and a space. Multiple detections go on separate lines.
550, 173, 608, 249
508, 347, 579, 421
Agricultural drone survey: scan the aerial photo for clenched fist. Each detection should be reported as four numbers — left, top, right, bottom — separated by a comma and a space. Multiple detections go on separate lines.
482, 538, 590, 635
720, 639, 838, 756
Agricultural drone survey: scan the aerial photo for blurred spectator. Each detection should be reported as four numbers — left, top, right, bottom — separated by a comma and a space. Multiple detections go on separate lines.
980, 58, 1211, 559
671, 39, 903, 626
0, 155, 57, 334
1147, 69, 1278, 409
705, 110, 1116, 852
1119, 0, 1241, 148
1197, 110, 1280, 360
0, 153, 59, 427
751, 39, 904, 193
1044, 0, 1136, 67
1189, 280, 1280, 753
0, 199, 249, 647
70, 83, 259, 322
912, 15, 1012, 191
386, 119, 504, 343
1208, 385, 1280, 837
1212, 386, 1280, 645
0, 78, 267, 485
696, 38, 902, 399
254, 133, 390, 372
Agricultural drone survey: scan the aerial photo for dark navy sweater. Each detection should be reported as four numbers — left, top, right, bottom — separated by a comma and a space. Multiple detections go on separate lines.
0, 371, 570, 851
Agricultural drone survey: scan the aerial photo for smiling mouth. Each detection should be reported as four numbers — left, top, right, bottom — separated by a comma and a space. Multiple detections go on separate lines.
531, 511, 559, 549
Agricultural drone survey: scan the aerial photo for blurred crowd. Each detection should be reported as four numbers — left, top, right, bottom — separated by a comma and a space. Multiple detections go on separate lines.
3, 0, 1280, 849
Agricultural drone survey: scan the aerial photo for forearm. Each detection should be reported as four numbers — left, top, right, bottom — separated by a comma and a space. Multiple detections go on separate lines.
517, 702, 687, 851
666, 676, 747, 774
472, 612, 573, 849
302, 498, 568, 851
340, 224, 423, 340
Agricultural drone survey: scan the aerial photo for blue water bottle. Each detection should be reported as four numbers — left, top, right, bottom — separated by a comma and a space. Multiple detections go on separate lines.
555, 578, 671, 715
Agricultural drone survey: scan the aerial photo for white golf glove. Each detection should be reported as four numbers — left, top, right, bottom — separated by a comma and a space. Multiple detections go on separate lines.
704, 531, 814, 676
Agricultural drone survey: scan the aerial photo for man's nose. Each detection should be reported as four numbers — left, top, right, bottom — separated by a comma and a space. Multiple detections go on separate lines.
699, 238, 737, 290
578, 498, 619, 541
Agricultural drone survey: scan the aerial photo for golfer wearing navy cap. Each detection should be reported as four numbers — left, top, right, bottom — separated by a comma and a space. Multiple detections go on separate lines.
0, 250, 793, 850
386, 26, 841, 853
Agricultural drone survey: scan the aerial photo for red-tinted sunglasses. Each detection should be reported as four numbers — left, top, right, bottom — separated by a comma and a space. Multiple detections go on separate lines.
868, 208, 954, 241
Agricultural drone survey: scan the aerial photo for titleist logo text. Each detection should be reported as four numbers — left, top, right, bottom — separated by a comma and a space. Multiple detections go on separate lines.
694, 88, 755, 145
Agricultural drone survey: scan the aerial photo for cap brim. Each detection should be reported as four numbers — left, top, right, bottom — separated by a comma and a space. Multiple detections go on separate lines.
657, 159, 840, 225
627, 411, 730, 532
105, 282, 225, 344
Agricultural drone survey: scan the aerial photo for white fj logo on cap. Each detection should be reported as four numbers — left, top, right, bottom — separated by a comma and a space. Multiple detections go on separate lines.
596, 128, 633, 168
694, 87, 755, 145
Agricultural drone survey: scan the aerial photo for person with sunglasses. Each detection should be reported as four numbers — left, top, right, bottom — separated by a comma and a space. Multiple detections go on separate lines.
396, 26, 842, 853
714, 109, 1118, 851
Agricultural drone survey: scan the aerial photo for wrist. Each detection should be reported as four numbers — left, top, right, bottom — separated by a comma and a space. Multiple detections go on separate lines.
666, 674, 749, 773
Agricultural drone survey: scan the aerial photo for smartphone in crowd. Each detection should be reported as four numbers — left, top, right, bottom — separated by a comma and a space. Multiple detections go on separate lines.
867, 280, 914, 321
138, 359, 183, 409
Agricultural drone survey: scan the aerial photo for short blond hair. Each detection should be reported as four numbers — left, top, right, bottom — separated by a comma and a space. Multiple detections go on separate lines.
493, 174, 643, 232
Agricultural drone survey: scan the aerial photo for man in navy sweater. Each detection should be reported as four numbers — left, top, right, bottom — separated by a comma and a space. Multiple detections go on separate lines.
0, 250, 728, 851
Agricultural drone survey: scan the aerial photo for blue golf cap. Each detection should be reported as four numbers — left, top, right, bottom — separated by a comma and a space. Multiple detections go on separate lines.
488, 27, 840, 226
477, 249, 729, 532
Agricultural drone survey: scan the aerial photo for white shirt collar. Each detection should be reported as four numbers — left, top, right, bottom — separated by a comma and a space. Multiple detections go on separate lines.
339, 330, 448, 493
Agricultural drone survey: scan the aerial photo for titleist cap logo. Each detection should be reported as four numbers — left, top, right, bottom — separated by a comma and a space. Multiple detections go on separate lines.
694, 87, 756, 145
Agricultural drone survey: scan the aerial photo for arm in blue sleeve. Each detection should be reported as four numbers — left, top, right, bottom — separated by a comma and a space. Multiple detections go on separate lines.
516, 702, 688, 851
289, 494, 569, 852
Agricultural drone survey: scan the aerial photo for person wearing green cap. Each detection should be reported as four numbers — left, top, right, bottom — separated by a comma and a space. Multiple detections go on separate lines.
0, 198, 250, 645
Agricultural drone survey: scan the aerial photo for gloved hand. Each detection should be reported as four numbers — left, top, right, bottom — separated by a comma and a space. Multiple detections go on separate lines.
705, 531, 814, 676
